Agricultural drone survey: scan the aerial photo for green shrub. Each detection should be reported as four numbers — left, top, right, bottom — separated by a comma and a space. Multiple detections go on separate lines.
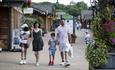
86, 39, 108, 70
24, 15, 45, 27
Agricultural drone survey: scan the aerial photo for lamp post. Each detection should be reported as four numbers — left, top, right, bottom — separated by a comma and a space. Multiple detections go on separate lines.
73, 16, 75, 34
90, 0, 98, 17
56, 0, 59, 4
90, 0, 95, 17
45, 10, 48, 33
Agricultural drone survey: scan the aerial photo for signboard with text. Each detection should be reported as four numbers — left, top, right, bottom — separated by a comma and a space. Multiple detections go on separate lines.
23, 8, 33, 14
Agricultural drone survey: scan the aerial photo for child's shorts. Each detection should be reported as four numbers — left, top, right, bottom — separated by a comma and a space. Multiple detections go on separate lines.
49, 49, 56, 56
20, 43, 29, 49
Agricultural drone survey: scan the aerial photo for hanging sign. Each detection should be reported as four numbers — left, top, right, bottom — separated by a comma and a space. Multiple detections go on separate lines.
23, 8, 33, 14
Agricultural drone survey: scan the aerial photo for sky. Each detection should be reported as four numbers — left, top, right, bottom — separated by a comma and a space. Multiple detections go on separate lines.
32, 0, 91, 6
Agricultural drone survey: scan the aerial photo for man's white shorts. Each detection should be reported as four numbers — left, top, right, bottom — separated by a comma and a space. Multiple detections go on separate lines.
59, 43, 70, 52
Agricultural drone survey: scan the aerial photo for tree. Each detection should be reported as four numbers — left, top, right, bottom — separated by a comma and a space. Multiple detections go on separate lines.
56, 3, 66, 11
39, 1, 88, 16
66, 1, 88, 16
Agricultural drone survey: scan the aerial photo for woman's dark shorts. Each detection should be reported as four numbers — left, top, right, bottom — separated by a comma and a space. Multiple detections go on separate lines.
20, 43, 29, 49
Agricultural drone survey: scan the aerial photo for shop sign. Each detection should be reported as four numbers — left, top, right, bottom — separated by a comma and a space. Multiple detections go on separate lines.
23, 8, 33, 14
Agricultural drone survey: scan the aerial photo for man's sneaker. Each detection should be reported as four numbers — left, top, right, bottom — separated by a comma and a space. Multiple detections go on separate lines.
60, 62, 65, 66
65, 62, 70, 67
36, 62, 39, 66
20, 60, 24, 65
23, 60, 27, 64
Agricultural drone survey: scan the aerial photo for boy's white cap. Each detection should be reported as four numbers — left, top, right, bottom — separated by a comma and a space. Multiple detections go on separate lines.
21, 24, 28, 28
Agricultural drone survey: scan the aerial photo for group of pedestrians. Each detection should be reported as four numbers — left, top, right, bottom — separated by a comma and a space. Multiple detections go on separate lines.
19, 22, 44, 66
18, 19, 73, 67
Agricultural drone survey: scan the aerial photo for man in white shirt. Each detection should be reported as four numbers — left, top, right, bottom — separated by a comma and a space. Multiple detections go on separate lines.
56, 20, 71, 67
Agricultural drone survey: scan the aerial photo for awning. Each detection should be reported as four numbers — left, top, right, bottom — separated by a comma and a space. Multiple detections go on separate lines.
0, 0, 30, 7
1, 0, 25, 3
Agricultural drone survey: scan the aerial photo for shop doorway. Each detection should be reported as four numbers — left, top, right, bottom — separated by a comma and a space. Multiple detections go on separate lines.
0, 7, 10, 50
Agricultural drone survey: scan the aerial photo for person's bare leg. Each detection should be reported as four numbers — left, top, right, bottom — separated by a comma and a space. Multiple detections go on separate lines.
65, 51, 70, 66
21, 47, 24, 60
49, 55, 51, 62
60, 51, 65, 66
20, 47, 24, 64
24, 48, 27, 60
48, 55, 51, 65
60, 52, 64, 62
23, 48, 27, 64
35, 51, 39, 63
52, 54, 55, 65
34, 52, 36, 65
65, 51, 68, 62
52, 55, 55, 62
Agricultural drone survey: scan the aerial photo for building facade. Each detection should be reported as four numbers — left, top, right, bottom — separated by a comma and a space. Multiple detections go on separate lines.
31, 3, 56, 32
0, 0, 28, 50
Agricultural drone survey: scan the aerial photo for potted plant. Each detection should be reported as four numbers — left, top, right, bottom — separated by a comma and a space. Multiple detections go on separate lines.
86, 39, 108, 70
86, 0, 115, 69
71, 33, 77, 43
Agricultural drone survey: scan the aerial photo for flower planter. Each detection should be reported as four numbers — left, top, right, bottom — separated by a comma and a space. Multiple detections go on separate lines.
94, 53, 115, 70
71, 34, 77, 43
71, 37, 76, 43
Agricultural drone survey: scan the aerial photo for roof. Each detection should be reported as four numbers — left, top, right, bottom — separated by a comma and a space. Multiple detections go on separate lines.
0, 0, 26, 7
31, 2, 55, 15
0, 0, 25, 3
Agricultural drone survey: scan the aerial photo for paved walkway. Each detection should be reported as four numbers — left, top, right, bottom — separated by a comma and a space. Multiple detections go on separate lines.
0, 29, 89, 70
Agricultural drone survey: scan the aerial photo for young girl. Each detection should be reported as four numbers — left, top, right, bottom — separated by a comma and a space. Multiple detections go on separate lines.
48, 33, 57, 66
19, 25, 30, 65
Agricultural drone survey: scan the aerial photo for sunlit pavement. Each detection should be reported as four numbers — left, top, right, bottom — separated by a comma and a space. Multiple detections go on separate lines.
0, 29, 89, 70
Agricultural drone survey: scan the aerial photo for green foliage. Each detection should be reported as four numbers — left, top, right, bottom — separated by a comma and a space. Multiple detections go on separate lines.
62, 14, 73, 20
65, 5, 80, 16
65, 1, 88, 16
91, 14, 111, 48
91, 15, 101, 39
56, 4, 66, 11
86, 9, 109, 70
86, 0, 115, 69
24, 15, 44, 27
40, 1, 88, 16
86, 39, 108, 70
54, 1, 88, 16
